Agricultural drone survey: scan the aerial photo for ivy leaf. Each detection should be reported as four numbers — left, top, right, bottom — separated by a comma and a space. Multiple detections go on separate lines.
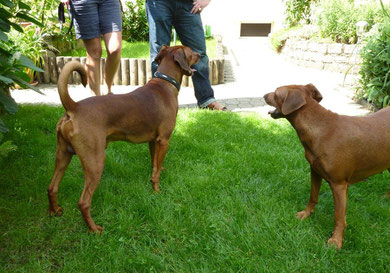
0, 75, 13, 85
15, 12, 43, 28
15, 54, 44, 73
0, 30, 8, 42
0, 91, 18, 114
0, 118, 8, 133
0, 0, 14, 8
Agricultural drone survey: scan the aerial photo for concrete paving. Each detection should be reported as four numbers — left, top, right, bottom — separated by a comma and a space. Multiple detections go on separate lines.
11, 38, 370, 117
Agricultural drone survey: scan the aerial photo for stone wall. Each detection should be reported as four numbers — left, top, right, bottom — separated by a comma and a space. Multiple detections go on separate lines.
280, 39, 361, 74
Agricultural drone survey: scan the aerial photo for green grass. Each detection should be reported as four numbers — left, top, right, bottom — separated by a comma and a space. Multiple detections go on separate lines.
62, 38, 217, 59
1, 105, 390, 272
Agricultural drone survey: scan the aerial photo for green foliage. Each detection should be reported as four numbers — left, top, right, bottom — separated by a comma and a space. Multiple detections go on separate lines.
316, 0, 383, 44
0, 133, 16, 159
122, 0, 149, 42
284, 0, 318, 27
270, 28, 291, 52
0, 1, 44, 132
358, 20, 390, 108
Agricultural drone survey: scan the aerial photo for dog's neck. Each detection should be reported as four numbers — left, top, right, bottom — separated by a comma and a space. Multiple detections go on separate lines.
157, 61, 185, 87
288, 102, 338, 145
154, 71, 181, 91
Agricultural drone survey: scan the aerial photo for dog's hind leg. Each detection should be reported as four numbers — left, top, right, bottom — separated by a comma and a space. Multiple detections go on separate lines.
297, 167, 322, 219
48, 135, 73, 216
148, 140, 156, 167
150, 137, 169, 192
76, 141, 106, 234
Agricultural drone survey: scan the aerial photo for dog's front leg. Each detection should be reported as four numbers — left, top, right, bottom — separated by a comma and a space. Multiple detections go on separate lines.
150, 137, 169, 192
328, 182, 348, 249
297, 167, 322, 219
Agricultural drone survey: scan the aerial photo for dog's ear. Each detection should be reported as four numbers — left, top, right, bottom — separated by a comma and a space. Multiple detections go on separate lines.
306, 83, 323, 102
154, 45, 169, 64
174, 48, 193, 76
280, 89, 307, 115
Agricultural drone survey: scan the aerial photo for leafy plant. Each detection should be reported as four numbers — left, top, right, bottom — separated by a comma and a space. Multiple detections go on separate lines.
0, 132, 16, 159
316, 0, 383, 44
122, 0, 149, 42
284, 0, 318, 27
358, 13, 390, 108
0, 0, 44, 132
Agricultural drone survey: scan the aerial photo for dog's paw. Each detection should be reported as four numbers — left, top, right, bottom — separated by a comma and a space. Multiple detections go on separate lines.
89, 225, 103, 235
386, 191, 390, 199
296, 210, 311, 219
49, 206, 63, 217
327, 237, 343, 249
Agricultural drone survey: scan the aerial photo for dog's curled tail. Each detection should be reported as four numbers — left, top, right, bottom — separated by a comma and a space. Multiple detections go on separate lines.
57, 61, 88, 111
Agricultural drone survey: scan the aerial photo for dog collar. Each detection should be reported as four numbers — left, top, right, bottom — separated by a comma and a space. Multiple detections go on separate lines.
153, 71, 181, 91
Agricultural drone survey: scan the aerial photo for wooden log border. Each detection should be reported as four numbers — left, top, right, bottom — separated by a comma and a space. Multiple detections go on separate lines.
40, 56, 225, 87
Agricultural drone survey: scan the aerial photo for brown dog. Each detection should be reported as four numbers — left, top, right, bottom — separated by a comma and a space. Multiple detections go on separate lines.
264, 84, 390, 249
48, 45, 200, 233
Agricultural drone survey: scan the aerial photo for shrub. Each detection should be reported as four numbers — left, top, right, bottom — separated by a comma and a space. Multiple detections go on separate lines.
316, 0, 383, 44
358, 20, 390, 108
122, 0, 149, 42
284, 0, 318, 27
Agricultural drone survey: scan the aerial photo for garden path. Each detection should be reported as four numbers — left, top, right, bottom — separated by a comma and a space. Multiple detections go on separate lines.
11, 38, 370, 117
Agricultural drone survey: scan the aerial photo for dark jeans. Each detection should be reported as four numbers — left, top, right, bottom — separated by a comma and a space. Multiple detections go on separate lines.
145, 0, 216, 107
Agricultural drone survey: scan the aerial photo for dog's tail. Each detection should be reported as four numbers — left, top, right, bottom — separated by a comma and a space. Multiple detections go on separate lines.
57, 61, 87, 111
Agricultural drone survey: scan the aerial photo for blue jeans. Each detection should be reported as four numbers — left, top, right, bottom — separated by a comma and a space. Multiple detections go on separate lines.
145, 0, 216, 107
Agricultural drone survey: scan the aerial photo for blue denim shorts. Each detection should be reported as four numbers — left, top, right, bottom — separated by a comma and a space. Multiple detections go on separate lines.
70, 0, 122, 40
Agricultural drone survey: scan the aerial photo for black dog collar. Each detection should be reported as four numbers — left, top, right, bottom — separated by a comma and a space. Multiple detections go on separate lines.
153, 71, 181, 91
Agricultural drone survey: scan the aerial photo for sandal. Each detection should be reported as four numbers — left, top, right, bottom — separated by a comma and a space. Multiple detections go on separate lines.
203, 101, 229, 111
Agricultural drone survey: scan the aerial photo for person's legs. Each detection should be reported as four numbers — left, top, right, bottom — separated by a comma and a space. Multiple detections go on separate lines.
103, 32, 122, 93
71, 0, 103, 96
99, 0, 122, 94
174, 2, 215, 107
83, 38, 103, 96
145, 0, 174, 75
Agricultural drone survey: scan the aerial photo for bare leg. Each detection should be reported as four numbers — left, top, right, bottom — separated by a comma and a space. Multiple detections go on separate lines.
150, 137, 169, 192
328, 182, 348, 249
297, 167, 322, 219
103, 31, 122, 94
48, 136, 73, 216
83, 37, 102, 96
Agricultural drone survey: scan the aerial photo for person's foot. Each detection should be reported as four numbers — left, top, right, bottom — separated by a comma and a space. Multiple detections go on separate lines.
203, 101, 228, 111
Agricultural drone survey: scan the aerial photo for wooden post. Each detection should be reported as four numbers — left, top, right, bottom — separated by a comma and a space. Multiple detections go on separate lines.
208, 61, 213, 84
138, 58, 146, 86
43, 55, 50, 84
218, 59, 225, 84
100, 58, 105, 85
182, 75, 189, 87
64, 57, 73, 84
130, 58, 138, 86
113, 61, 121, 85
121, 58, 130, 85
146, 59, 152, 82
49, 57, 58, 84
56, 57, 65, 80
212, 59, 218, 85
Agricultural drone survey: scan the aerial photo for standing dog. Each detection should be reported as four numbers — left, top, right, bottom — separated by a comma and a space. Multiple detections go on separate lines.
264, 84, 390, 248
48, 45, 200, 233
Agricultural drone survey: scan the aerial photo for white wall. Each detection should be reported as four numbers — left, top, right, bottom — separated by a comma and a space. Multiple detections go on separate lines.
201, 0, 285, 39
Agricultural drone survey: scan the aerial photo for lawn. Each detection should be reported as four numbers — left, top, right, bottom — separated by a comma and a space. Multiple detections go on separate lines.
1, 105, 390, 272
62, 39, 217, 59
